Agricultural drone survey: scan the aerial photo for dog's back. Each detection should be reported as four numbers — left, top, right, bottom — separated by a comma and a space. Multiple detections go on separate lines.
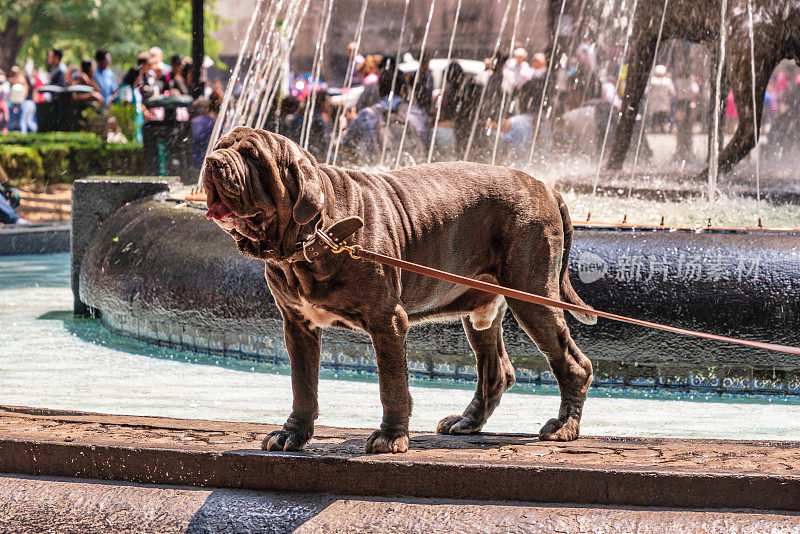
320, 161, 558, 240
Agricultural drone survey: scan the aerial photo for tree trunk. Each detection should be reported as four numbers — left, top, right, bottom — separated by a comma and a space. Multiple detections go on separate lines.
0, 18, 26, 72
191, 0, 205, 99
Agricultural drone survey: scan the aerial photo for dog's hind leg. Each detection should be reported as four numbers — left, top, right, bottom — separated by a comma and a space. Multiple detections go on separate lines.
507, 298, 592, 441
437, 300, 516, 435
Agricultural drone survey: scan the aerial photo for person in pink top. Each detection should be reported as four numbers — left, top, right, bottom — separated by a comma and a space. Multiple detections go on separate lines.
724, 90, 738, 134
726, 90, 737, 118
774, 71, 788, 103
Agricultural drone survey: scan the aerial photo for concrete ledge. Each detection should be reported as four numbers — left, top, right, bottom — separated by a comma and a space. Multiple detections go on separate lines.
0, 223, 69, 255
4, 475, 800, 533
1, 407, 798, 512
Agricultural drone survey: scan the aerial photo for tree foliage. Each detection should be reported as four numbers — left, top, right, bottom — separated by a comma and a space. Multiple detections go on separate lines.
0, 0, 222, 71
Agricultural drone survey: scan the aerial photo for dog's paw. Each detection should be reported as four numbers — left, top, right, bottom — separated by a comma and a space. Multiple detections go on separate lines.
436, 415, 483, 435
262, 429, 309, 452
538, 418, 580, 441
365, 429, 409, 454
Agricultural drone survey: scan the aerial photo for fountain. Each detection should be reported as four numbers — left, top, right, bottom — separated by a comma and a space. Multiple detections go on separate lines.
606, 0, 800, 180
74, 0, 800, 394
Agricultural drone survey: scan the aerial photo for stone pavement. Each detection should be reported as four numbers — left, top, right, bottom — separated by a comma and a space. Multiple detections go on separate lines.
16, 184, 72, 222
1, 406, 799, 513
1, 474, 799, 533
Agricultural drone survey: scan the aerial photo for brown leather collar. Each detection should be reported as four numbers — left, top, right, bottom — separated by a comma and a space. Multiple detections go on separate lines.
286, 216, 364, 263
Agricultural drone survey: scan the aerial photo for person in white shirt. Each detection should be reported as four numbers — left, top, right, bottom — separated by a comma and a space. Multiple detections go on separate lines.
150, 46, 171, 77
530, 53, 547, 79
647, 64, 676, 133
502, 48, 533, 94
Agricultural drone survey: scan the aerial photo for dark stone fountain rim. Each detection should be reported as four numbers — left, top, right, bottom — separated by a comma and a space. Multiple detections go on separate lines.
176, 197, 800, 235
77, 194, 800, 397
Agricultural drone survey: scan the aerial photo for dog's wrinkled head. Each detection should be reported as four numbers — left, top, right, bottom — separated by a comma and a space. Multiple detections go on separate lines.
203, 127, 324, 260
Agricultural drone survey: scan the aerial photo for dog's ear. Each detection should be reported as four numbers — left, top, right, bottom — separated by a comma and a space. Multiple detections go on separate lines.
219, 127, 324, 225
286, 142, 324, 225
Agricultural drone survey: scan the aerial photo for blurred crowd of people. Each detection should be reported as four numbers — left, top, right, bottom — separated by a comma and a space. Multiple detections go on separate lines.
264, 37, 800, 168
267, 41, 568, 167
0, 46, 227, 225
1, 34, 798, 194
0, 46, 220, 143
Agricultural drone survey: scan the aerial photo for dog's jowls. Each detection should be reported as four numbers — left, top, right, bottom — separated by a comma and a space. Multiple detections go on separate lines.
204, 126, 596, 454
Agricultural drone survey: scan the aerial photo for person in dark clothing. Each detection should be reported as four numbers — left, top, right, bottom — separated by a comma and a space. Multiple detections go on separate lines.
190, 97, 217, 172
413, 53, 434, 114
47, 49, 67, 87
355, 83, 379, 112
0, 195, 23, 224
0, 168, 27, 224
168, 55, 190, 95
290, 90, 331, 161
480, 48, 509, 122
454, 48, 509, 160
119, 52, 153, 97
340, 68, 428, 166
277, 96, 301, 141
439, 62, 465, 122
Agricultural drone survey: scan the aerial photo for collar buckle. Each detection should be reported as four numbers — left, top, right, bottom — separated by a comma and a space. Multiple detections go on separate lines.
288, 216, 364, 264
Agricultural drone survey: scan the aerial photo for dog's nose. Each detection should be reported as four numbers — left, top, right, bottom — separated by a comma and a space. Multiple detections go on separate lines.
206, 202, 233, 220
204, 153, 229, 174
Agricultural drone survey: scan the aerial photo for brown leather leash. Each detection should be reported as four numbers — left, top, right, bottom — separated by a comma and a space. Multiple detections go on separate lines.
306, 219, 800, 357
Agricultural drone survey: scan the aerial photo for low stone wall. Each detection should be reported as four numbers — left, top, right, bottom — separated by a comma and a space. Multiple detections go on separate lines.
75, 187, 800, 394
0, 223, 69, 255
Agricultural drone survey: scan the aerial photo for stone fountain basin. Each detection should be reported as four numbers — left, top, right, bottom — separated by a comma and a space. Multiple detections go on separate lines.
77, 194, 800, 392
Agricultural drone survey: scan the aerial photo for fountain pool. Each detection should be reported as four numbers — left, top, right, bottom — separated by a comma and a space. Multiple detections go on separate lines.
561, 189, 800, 228
6, 252, 800, 440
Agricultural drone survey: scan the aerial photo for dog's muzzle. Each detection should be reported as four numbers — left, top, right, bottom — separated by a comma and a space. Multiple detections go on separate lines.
206, 202, 233, 221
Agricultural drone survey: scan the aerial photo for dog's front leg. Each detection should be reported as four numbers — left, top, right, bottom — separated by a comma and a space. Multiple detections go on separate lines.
263, 311, 321, 452
365, 305, 412, 454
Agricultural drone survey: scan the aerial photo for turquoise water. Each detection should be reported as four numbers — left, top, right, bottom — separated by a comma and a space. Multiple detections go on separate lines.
2, 253, 800, 440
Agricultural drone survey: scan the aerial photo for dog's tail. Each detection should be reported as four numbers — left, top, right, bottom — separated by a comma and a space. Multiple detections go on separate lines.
557, 193, 598, 325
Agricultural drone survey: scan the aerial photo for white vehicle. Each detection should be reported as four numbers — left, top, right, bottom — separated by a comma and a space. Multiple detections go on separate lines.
398, 55, 485, 91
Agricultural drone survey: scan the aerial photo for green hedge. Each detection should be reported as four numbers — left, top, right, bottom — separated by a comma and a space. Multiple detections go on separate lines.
0, 146, 43, 181
68, 143, 144, 178
0, 132, 102, 146
0, 132, 144, 184
39, 143, 71, 181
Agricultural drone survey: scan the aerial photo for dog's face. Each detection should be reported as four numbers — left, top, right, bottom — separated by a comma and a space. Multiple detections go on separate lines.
203, 127, 324, 260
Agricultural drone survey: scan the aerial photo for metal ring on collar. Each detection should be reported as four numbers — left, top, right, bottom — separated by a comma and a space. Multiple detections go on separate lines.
315, 226, 345, 253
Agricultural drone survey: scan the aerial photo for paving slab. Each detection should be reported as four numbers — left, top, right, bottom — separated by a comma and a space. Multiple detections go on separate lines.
1, 474, 799, 533
0, 406, 798, 512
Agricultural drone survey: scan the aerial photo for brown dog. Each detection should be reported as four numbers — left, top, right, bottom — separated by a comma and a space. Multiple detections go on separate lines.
203, 126, 596, 454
